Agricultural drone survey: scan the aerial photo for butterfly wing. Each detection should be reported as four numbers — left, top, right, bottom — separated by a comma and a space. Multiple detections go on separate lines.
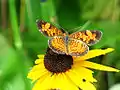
68, 38, 89, 56
36, 20, 65, 37
69, 30, 102, 46
48, 36, 67, 54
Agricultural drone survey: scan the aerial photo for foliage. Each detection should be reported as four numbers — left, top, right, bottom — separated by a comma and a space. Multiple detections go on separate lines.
0, 0, 120, 90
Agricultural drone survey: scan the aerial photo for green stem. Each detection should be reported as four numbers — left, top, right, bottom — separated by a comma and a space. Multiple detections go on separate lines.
25, 0, 37, 34
20, 0, 25, 31
9, 0, 22, 50
25, 0, 33, 23
1, 0, 7, 30
80, 20, 92, 30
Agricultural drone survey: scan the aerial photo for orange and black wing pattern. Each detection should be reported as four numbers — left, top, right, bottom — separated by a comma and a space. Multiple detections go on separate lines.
36, 20, 65, 37
68, 38, 89, 56
69, 30, 102, 46
48, 36, 67, 54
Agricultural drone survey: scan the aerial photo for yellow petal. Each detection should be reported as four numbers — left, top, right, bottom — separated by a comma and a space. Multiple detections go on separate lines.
51, 73, 78, 90
37, 55, 44, 59
66, 70, 96, 90
27, 63, 49, 82
74, 48, 114, 61
72, 62, 97, 82
35, 59, 44, 64
35, 55, 44, 64
33, 73, 78, 90
65, 70, 83, 86
50, 74, 64, 90
81, 61, 119, 72
28, 69, 49, 82
30, 63, 45, 72
79, 81, 96, 90
61, 74, 79, 90
32, 73, 52, 90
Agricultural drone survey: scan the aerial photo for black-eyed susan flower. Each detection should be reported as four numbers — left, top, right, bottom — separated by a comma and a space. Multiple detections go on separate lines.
28, 48, 119, 90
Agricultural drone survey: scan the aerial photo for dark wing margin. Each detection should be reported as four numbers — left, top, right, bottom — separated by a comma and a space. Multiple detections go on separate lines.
88, 30, 102, 46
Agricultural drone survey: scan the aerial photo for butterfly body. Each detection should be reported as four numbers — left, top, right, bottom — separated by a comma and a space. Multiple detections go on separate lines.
36, 20, 102, 56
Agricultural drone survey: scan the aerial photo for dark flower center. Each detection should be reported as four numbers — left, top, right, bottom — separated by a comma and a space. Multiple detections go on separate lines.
44, 48, 73, 73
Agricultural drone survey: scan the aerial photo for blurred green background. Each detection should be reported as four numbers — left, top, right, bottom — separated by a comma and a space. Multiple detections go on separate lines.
0, 0, 120, 90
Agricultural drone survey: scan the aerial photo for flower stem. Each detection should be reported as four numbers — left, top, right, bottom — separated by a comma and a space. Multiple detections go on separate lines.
9, 0, 22, 50
20, 0, 25, 32
1, 0, 7, 30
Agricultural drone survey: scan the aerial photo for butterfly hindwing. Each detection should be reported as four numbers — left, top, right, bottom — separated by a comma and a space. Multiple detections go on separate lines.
68, 38, 89, 56
69, 30, 102, 46
36, 20, 65, 37
48, 36, 67, 54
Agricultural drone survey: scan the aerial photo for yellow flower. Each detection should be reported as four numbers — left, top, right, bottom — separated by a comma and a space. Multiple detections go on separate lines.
28, 48, 119, 90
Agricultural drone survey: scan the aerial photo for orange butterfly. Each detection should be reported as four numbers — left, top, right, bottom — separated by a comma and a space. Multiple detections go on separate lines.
36, 20, 102, 56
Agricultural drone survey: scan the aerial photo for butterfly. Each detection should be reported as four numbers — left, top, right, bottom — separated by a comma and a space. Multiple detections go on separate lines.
36, 20, 102, 56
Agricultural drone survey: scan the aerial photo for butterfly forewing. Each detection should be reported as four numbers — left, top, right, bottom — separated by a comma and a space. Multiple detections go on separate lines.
68, 38, 89, 56
69, 30, 102, 46
48, 36, 67, 54
36, 20, 65, 37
